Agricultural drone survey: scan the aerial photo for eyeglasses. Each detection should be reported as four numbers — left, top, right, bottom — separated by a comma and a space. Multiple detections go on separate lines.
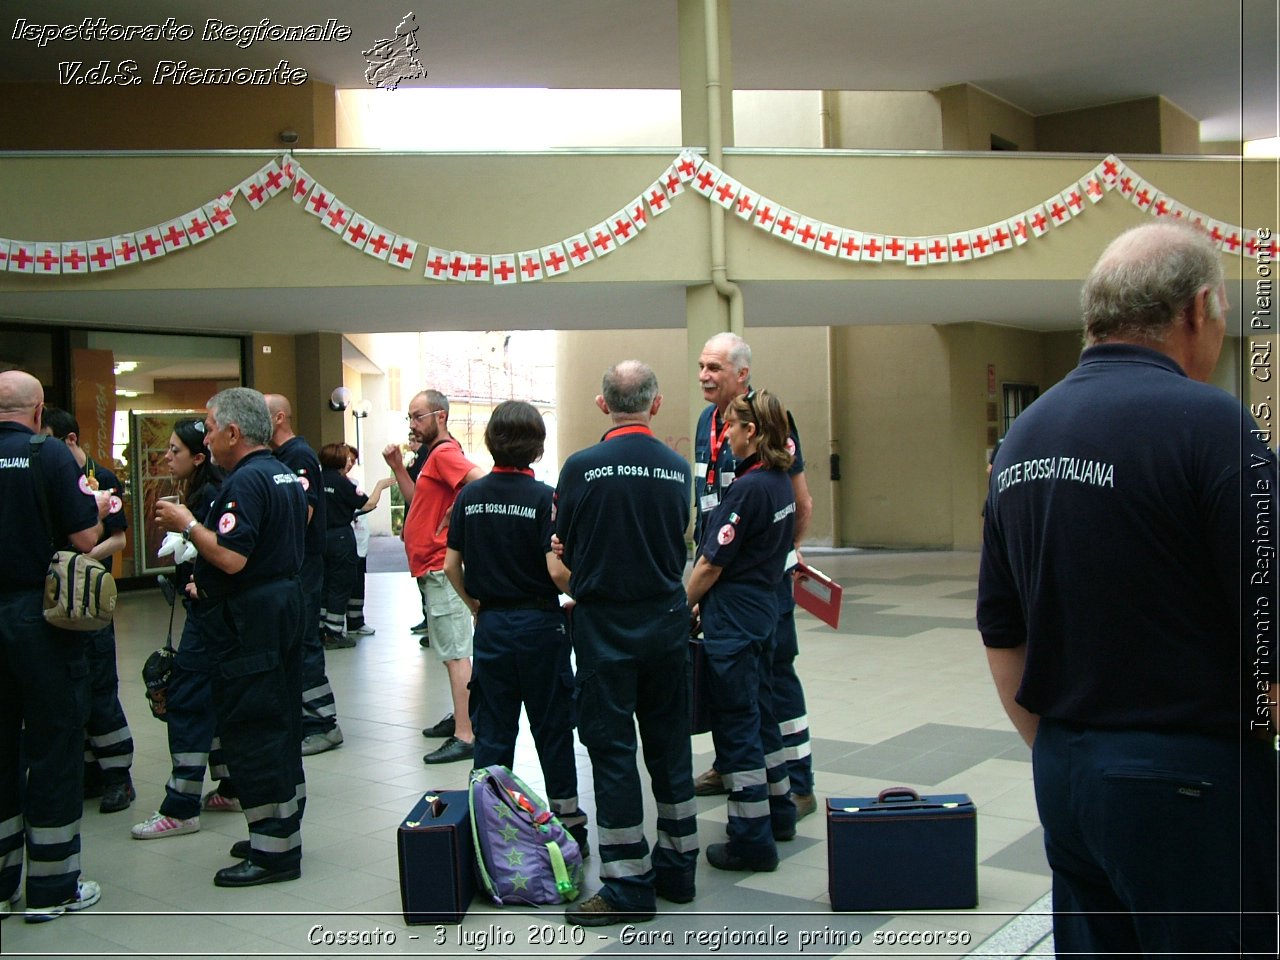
406, 409, 440, 424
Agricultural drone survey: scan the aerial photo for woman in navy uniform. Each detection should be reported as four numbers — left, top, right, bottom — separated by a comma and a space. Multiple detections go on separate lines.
132, 418, 236, 839
318, 443, 391, 647
686, 390, 797, 873
443, 401, 587, 848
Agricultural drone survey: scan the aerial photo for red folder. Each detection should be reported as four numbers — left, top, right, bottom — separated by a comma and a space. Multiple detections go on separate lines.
793, 562, 843, 629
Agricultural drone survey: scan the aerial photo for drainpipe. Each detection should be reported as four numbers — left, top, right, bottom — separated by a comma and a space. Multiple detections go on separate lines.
703, 0, 744, 337
820, 89, 843, 545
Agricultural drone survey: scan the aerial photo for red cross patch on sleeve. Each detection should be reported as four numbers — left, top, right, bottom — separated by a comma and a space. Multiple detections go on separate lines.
717, 524, 735, 545
218, 512, 237, 534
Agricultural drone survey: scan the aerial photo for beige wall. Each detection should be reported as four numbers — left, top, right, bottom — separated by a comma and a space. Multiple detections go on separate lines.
936, 84, 1036, 151
829, 92, 943, 150
248, 333, 297, 400
1036, 97, 1167, 154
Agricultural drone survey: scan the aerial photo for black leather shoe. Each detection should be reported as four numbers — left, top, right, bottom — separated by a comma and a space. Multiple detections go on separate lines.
99, 781, 135, 813
655, 881, 696, 904
421, 713, 455, 738
564, 893, 654, 927
706, 841, 777, 872
423, 736, 473, 764
229, 840, 251, 860
214, 859, 300, 887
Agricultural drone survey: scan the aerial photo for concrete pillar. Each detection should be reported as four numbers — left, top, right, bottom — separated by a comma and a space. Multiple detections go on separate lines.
294, 332, 345, 448
677, 0, 734, 151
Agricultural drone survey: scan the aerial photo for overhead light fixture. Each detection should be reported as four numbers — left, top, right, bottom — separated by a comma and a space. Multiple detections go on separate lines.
115, 389, 139, 398
114, 361, 138, 374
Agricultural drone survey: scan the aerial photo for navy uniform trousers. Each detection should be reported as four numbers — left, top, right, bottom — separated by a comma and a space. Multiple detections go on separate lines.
81, 622, 133, 790
0, 591, 90, 909
320, 526, 358, 638
157, 599, 230, 821
771, 578, 813, 796
205, 578, 306, 870
470, 607, 586, 842
298, 553, 338, 736
572, 593, 698, 911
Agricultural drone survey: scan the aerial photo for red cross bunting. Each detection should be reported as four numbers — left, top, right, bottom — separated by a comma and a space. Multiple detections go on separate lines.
138, 233, 164, 257
245, 182, 266, 206
840, 234, 860, 257
1085, 179, 1104, 199
391, 242, 414, 265
774, 214, 796, 237
162, 225, 186, 247
326, 208, 349, 230
755, 204, 776, 227
1103, 159, 1119, 178
208, 205, 233, 227
425, 253, 448, 277
90, 245, 114, 268
991, 226, 1010, 248
346, 222, 369, 245
1012, 221, 1028, 241
1223, 230, 1242, 253
263, 169, 284, 193
630, 202, 647, 225
367, 233, 390, 256
186, 214, 210, 238
950, 236, 970, 258
1049, 201, 1068, 222
1029, 211, 1047, 232
695, 170, 716, 192
736, 193, 755, 215
292, 178, 310, 199
714, 181, 735, 204
493, 258, 515, 282
62, 247, 86, 271
906, 241, 927, 263
612, 218, 633, 240
1207, 223, 1224, 244
591, 230, 614, 253
1118, 176, 1135, 195
114, 238, 138, 262
971, 232, 991, 255
308, 191, 331, 214
448, 255, 467, 278
463, 256, 486, 279
569, 240, 591, 263
1065, 191, 1084, 212
817, 229, 839, 252
9, 246, 33, 270
1153, 198, 1171, 216
884, 236, 905, 258
677, 157, 698, 178
35, 248, 60, 271
794, 222, 817, 245
1134, 188, 1152, 208
649, 189, 667, 210
665, 171, 682, 193
544, 249, 567, 273
520, 256, 540, 278
928, 239, 948, 261
863, 236, 883, 258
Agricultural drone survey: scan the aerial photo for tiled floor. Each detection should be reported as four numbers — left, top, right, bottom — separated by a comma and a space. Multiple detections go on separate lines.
4, 548, 1052, 958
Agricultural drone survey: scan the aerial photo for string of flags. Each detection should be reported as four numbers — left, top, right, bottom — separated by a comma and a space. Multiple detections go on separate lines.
0, 150, 1270, 280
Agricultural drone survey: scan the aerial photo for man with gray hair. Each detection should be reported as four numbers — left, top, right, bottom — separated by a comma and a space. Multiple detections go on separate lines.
555, 361, 698, 926
978, 222, 1277, 954
155, 387, 309, 888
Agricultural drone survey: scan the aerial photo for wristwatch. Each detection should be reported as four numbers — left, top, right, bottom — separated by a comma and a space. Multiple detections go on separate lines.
182, 519, 200, 541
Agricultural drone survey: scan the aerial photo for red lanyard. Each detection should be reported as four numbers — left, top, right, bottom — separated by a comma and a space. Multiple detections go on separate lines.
603, 425, 654, 441
707, 409, 732, 487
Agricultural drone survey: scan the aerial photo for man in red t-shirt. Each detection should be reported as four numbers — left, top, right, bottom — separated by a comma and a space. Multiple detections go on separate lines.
384, 390, 484, 764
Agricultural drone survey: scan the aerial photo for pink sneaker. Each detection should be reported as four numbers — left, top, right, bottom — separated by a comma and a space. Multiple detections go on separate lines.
131, 812, 199, 839
202, 790, 241, 812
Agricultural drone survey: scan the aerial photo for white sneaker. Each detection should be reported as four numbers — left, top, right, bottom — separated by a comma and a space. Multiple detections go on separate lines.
24, 879, 100, 923
348, 625, 376, 636
0, 893, 17, 918
202, 789, 241, 812
301, 725, 344, 756
131, 812, 199, 839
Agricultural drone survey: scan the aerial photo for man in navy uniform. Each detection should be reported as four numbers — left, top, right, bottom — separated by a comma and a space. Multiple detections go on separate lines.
156, 387, 307, 887
691, 333, 817, 821
264, 394, 343, 757
979, 222, 1278, 955
555, 360, 698, 926
41, 406, 135, 814
0, 371, 110, 922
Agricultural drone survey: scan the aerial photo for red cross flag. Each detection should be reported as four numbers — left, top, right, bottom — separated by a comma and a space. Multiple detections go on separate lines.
645, 182, 671, 217
733, 187, 758, 221
609, 210, 638, 246
304, 184, 333, 219
239, 174, 269, 211
342, 214, 372, 250
711, 172, 741, 210
814, 223, 842, 257
675, 151, 701, 183
903, 238, 929, 267
589, 223, 616, 257
1098, 155, 1123, 190
1203, 221, 1226, 251
947, 232, 972, 263
204, 199, 237, 233
111, 234, 141, 266
6, 241, 34, 273
1062, 188, 1086, 216
1221, 226, 1243, 256
792, 216, 821, 251
424, 247, 451, 280
772, 208, 799, 242
882, 235, 907, 263
1169, 201, 1189, 221
861, 233, 885, 263
691, 162, 720, 198
1186, 209, 1208, 232
1008, 215, 1030, 246
363, 223, 394, 261
157, 219, 189, 254
258, 160, 286, 199
837, 229, 863, 261
1081, 175, 1105, 204
663, 166, 685, 198
86, 238, 116, 272
1116, 173, 1138, 200
1025, 205, 1050, 238
446, 252, 469, 283
564, 233, 595, 268
1129, 180, 1156, 212
752, 198, 778, 232
627, 197, 649, 233
135, 228, 167, 261
517, 250, 545, 282
60, 242, 89, 275
32, 243, 61, 275
182, 209, 213, 245
491, 253, 518, 285
323, 199, 352, 235
291, 164, 315, 204
1046, 196, 1071, 226
986, 223, 1012, 253
926, 237, 950, 265
467, 254, 491, 282
968, 227, 993, 259
279, 155, 297, 182
387, 236, 418, 270
540, 243, 570, 277
0, 239, 9, 272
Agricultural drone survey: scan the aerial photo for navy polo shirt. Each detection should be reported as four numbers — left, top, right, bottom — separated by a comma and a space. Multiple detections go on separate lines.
555, 425, 691, 603
0, 422, 99, 588
274, 436, 325, 556
693, 394, 804, 545
176, 478, 220, 587
322, 469, 367, 529
195, 449, 306, 599
447, 468, 560, 606
977, 343, 1278, 733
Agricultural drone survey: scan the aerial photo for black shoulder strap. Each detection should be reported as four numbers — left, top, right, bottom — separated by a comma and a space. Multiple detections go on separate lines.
28, 435, 56, 552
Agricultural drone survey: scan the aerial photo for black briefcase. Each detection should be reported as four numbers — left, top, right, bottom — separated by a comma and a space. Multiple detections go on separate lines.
688, 638, 713, 735
397, 790, 476, 924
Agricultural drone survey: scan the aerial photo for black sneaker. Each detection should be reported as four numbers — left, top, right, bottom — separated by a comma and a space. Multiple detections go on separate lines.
423, 736, 473, 764
706, 841, 777, 872
421, 713, 455, 738
99, 780, 135, 814
410, 619, 430, 634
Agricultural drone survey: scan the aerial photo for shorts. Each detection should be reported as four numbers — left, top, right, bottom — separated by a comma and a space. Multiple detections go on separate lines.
422, 570, 473, 662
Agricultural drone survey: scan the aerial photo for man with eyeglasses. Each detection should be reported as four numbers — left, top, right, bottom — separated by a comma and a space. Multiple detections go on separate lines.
384, 390, 484, 764
692, 333, 817, 823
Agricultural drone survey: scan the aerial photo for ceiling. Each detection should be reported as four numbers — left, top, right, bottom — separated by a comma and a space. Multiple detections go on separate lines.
0, 1, 1273, 340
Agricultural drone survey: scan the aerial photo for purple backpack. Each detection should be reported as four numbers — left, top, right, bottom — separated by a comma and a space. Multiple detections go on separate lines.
468, 765, 583, 906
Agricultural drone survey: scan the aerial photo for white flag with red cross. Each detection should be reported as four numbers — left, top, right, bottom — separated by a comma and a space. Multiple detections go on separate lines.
588, 223, 616, 257
387, 236, 418, 270
564, 233, 595, 268
968, 227, 994, 258
110, 234, 141, 267
675, 152, 701, 183
663, 166, 685, 198
342, 214, 373, 250
1062, 186, 1087, 217
445, 252, 470, 283
491, 253, 518, 285
837, 229, 863, 261
644, 182, 671, 217
609, 210, 638, 246
32, 243, 61, 275
258, 160, 287, 199
304, 184, 334, 219
814, 223, 842, 257
239, 174, 269, 210
727, 186, 755, 221
59, 242, 89, 275
423, 247, 451, 281
711, 172, 741, 210
541, 243, 570, 277
1116, 172, 1139, 201
926, 237, 950, 265
1129, 180, 1156, 212
322, 199, 352, 235
691, 162, 719, 198
860, 233, 885, 263
158, 218, 190, 254
363, 223, 394, 261
1008, 215, 1030, 246
792, 216, 821, 251
987, 223, 1013, 253
627, 197, 649, 233
0, 239, 10, 272
86, 239, 116, 272
945, 232, 972, 262
204, 198, 237, 232
6, 240, 35, 273
1169, 201, 1190, 221
1185, 209, 1209, 233
1025, 205, 1050, 238
1149, 193, 1174, 218
1045, 196, 1072, 226
882, 235, 907, 262
517, 251, 545, 282
772, 208, 800, 242
279, 155, 297, 183
135, 227, 167, 261
1203, 221, 1226, 251
902, 238, 929, 267
1080, 174, 1105, 204
466, 254, 491, 282
1098, 155, 1123, 190
1220, 225, 1244, 256
752, 198, 779, 232
290, 164, 315, 204
182, 208, 214, 245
